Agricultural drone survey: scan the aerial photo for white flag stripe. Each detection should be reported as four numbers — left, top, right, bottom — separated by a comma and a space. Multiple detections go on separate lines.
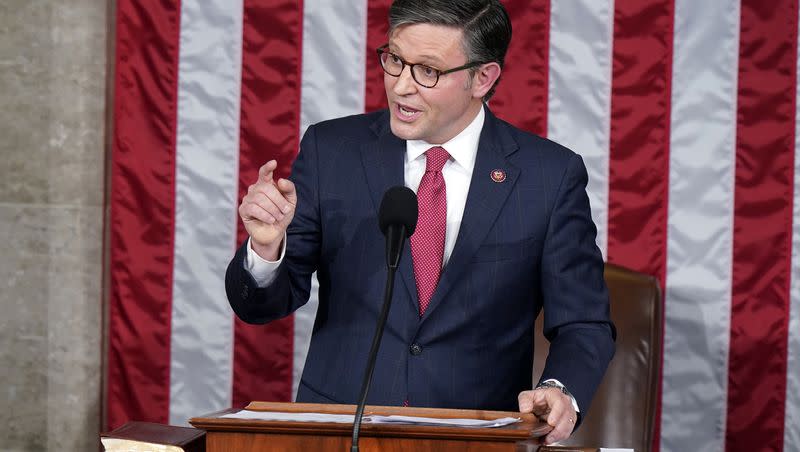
546, 0, 614, 258
300, 0, 368, 135
786, 7, 800, 448
169, 0, 243, 425
661, 1, 740, 450
294, 0, 369, 399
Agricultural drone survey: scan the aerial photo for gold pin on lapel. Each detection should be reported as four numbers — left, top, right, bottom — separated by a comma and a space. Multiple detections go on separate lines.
490, 169, 506, 183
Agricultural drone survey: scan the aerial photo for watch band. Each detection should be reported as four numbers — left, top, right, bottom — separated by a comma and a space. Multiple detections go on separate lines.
535, 380, 571, 396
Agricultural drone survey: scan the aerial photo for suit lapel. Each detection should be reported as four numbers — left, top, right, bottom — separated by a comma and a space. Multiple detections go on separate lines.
419, 109, 520, 323
360, 112, 419, 309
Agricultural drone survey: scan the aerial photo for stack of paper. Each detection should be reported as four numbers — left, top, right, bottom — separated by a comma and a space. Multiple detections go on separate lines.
221, 410, 520, 428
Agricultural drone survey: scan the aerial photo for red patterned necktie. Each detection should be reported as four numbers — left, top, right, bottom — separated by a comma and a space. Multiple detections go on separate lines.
411, 146, 450, 317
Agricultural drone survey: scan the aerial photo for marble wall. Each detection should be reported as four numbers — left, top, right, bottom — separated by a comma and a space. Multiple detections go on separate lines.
0, 1, 108, 451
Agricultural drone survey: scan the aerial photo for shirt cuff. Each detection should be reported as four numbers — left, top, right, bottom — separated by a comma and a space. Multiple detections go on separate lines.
244, 235, 286, 288
543, 378, 580, 413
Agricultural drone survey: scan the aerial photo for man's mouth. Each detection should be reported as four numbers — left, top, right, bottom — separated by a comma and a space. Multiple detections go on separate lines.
395, 103, 422, 121
400, 105, 417, 116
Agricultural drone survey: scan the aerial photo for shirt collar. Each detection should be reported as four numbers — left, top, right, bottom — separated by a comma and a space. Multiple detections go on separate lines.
406, 104, 485, 170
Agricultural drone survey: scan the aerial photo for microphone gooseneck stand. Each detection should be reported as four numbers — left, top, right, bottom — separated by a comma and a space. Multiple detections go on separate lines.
351, 185, 417, 452
349, 265, 397, 451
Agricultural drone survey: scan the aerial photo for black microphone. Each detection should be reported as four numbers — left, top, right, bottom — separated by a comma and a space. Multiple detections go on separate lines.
379, 186, 418, 268
351, 186, 418, 452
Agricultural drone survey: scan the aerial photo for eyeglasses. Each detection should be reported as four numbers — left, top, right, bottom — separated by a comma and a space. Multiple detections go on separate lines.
377, 45, 485, 88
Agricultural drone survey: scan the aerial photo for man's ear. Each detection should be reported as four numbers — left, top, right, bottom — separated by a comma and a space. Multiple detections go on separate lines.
470, 62, 502, 99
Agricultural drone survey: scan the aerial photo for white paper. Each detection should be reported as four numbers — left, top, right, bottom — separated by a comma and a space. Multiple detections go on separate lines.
367, 414, 520, 428
221, 411, 356, 423
220, 410, 520, 428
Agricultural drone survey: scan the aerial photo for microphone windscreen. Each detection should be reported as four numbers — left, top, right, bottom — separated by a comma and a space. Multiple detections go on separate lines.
378, 186, 418, 237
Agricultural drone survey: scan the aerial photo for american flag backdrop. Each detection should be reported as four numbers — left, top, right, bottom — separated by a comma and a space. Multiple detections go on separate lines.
107, 1, 800, 451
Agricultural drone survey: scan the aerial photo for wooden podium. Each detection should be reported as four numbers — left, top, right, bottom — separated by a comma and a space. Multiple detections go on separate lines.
190, 401, 553, 452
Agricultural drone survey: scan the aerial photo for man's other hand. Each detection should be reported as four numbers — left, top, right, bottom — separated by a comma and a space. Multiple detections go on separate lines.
239, 160, 297, 260
518, 387, 576, 445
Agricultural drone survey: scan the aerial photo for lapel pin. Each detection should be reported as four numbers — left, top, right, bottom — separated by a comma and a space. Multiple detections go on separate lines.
490, 169, 506, 183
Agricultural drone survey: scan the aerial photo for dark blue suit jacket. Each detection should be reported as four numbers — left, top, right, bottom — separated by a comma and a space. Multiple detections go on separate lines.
226, 108, 615, 415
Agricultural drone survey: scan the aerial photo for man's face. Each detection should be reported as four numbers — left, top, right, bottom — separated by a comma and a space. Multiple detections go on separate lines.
384, 23, 482, 144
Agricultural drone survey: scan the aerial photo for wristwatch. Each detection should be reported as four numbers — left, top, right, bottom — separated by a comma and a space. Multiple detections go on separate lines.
535, 380, 571, 397
534, 380, 580, 427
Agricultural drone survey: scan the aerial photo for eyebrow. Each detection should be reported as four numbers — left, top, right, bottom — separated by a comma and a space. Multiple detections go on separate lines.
415, 54, 445, 66
388, 45, 446, 67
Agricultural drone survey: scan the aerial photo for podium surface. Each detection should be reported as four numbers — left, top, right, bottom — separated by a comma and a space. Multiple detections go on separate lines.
190, 401, 551, 452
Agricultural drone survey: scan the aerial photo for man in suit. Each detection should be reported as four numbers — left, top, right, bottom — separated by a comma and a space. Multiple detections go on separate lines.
226, 0, 615, 445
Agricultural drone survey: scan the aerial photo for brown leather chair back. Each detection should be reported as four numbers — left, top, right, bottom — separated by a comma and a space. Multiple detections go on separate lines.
533, 263, 662, 452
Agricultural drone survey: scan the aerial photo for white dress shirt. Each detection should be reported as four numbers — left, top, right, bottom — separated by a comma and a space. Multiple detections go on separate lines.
403, 104, 484, 266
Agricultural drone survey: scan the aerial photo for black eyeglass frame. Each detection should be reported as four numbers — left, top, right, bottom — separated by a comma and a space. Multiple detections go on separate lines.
376, 44, 487, 88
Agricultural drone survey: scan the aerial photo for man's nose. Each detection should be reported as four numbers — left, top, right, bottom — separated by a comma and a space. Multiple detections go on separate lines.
393, 65, 418, 95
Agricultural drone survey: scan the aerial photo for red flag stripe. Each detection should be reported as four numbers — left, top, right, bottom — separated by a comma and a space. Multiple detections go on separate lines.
107, 0, 182, 428
232, 0, 305, 406
607, 0, 674, 285
365, 0, 392, 113
606, 1, 675, 450
727, 1, 797, 448
490, 0, 550, 136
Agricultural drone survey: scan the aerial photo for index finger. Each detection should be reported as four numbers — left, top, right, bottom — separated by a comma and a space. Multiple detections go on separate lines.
258, 160, 278, 182
530, 389, 550, 411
